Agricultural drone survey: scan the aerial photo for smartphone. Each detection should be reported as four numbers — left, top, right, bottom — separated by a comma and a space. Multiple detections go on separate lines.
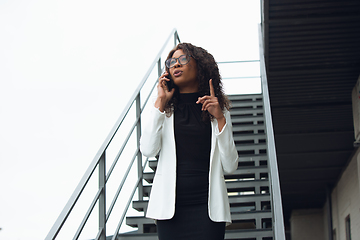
166, 72, 175, 91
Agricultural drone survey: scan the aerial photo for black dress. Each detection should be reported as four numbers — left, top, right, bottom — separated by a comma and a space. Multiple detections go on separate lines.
156, 92, 226, 240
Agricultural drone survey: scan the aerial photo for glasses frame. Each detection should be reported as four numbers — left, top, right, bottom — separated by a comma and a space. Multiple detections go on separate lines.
165, 55, 192, 68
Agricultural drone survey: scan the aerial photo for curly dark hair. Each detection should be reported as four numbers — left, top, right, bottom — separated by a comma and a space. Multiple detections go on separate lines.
164, 42, 231, 122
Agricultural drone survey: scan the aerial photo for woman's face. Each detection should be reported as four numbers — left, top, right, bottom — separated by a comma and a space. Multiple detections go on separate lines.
169, 49, 198, 93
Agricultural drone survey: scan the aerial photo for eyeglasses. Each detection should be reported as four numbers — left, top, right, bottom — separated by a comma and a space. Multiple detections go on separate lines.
165, 55, 192, 68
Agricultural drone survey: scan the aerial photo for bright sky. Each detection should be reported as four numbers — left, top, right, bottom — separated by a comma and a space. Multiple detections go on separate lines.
0, 1, 261, 239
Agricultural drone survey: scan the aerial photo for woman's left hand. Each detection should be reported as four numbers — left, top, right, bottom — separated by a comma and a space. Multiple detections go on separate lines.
196, 79, 225, 121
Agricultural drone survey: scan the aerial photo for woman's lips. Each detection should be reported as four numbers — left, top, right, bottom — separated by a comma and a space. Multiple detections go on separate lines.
173, 70, 183, 77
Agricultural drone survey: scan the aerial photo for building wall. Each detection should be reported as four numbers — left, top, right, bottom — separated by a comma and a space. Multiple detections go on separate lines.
331, 149, 360, 240
290, 149, 360, 240
290, 209, 325, 240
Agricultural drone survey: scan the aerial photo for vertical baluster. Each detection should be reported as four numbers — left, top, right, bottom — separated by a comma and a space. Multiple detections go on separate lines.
174, 31, 177, 46
174, 30, 181, 46
136, 93, 143, 201
99, 152, 106, 240
158, 58, 162, 76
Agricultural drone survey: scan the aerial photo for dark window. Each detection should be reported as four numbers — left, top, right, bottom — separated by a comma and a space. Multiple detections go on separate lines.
345, 215, 351, 240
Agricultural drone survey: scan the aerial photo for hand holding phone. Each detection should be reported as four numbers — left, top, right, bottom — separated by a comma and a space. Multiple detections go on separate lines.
156, 72, 175, 112
166, 72, 175, 91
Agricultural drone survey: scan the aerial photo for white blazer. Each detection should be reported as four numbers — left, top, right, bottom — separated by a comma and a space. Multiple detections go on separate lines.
140, 105, 239, 225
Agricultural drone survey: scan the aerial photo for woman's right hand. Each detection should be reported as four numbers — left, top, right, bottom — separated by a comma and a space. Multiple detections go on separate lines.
155, 72, 175, 112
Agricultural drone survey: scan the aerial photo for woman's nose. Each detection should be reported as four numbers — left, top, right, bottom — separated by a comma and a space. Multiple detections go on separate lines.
173, 59, 181, 68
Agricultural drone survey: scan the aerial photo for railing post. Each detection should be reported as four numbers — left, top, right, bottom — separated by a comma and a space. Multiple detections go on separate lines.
99, 152, 106, 240
174, 31, 177, 46
136, 93, 143, 201
258, 24, 285, 240
158, 58, 162, 76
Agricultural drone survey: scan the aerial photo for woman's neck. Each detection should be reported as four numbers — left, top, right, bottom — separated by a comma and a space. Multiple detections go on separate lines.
178, 85, 199, 93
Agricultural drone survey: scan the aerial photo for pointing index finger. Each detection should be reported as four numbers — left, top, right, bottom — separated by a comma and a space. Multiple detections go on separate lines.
209, 79, 215, 97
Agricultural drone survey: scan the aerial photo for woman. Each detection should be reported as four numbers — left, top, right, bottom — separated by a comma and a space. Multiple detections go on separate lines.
140, 43, 239, 240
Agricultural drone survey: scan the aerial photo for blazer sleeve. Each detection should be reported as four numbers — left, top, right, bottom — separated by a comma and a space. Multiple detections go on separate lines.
140, 105, 166, 157
214, 110, 239, 174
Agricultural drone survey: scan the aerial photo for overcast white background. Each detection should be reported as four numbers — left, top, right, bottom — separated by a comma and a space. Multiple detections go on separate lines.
0, 0, 261, 239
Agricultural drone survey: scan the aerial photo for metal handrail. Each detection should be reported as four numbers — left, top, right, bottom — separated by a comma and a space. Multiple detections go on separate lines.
46, 29, 180, 240
258, 24, 286, 239
217, 60, 260, 64
222, 76, 261, 79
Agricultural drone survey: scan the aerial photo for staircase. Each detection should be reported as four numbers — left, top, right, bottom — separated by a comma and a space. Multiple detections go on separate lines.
118, 94, 274, 240
46, 29, 284, 240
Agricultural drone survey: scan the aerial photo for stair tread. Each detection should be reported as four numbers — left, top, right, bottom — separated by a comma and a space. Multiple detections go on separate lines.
233, 132, 266, 136
135, 192, 270, 201
143, 178, 269, 187
238, 153, 267, 158
149, 157, 268, 166
133, 193, 271, 205
229, 192, 270, 196
127, 209, 271, 221
231, 114, 264, 118
227, 178, 269, 182
228, 94, 262, 100
226, 179, 269, 184
232, 210, 272, 215
117, 229, 273, 239
236, 142, 266, 147
225, 229, 273, 238
231, 107, 264, 111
